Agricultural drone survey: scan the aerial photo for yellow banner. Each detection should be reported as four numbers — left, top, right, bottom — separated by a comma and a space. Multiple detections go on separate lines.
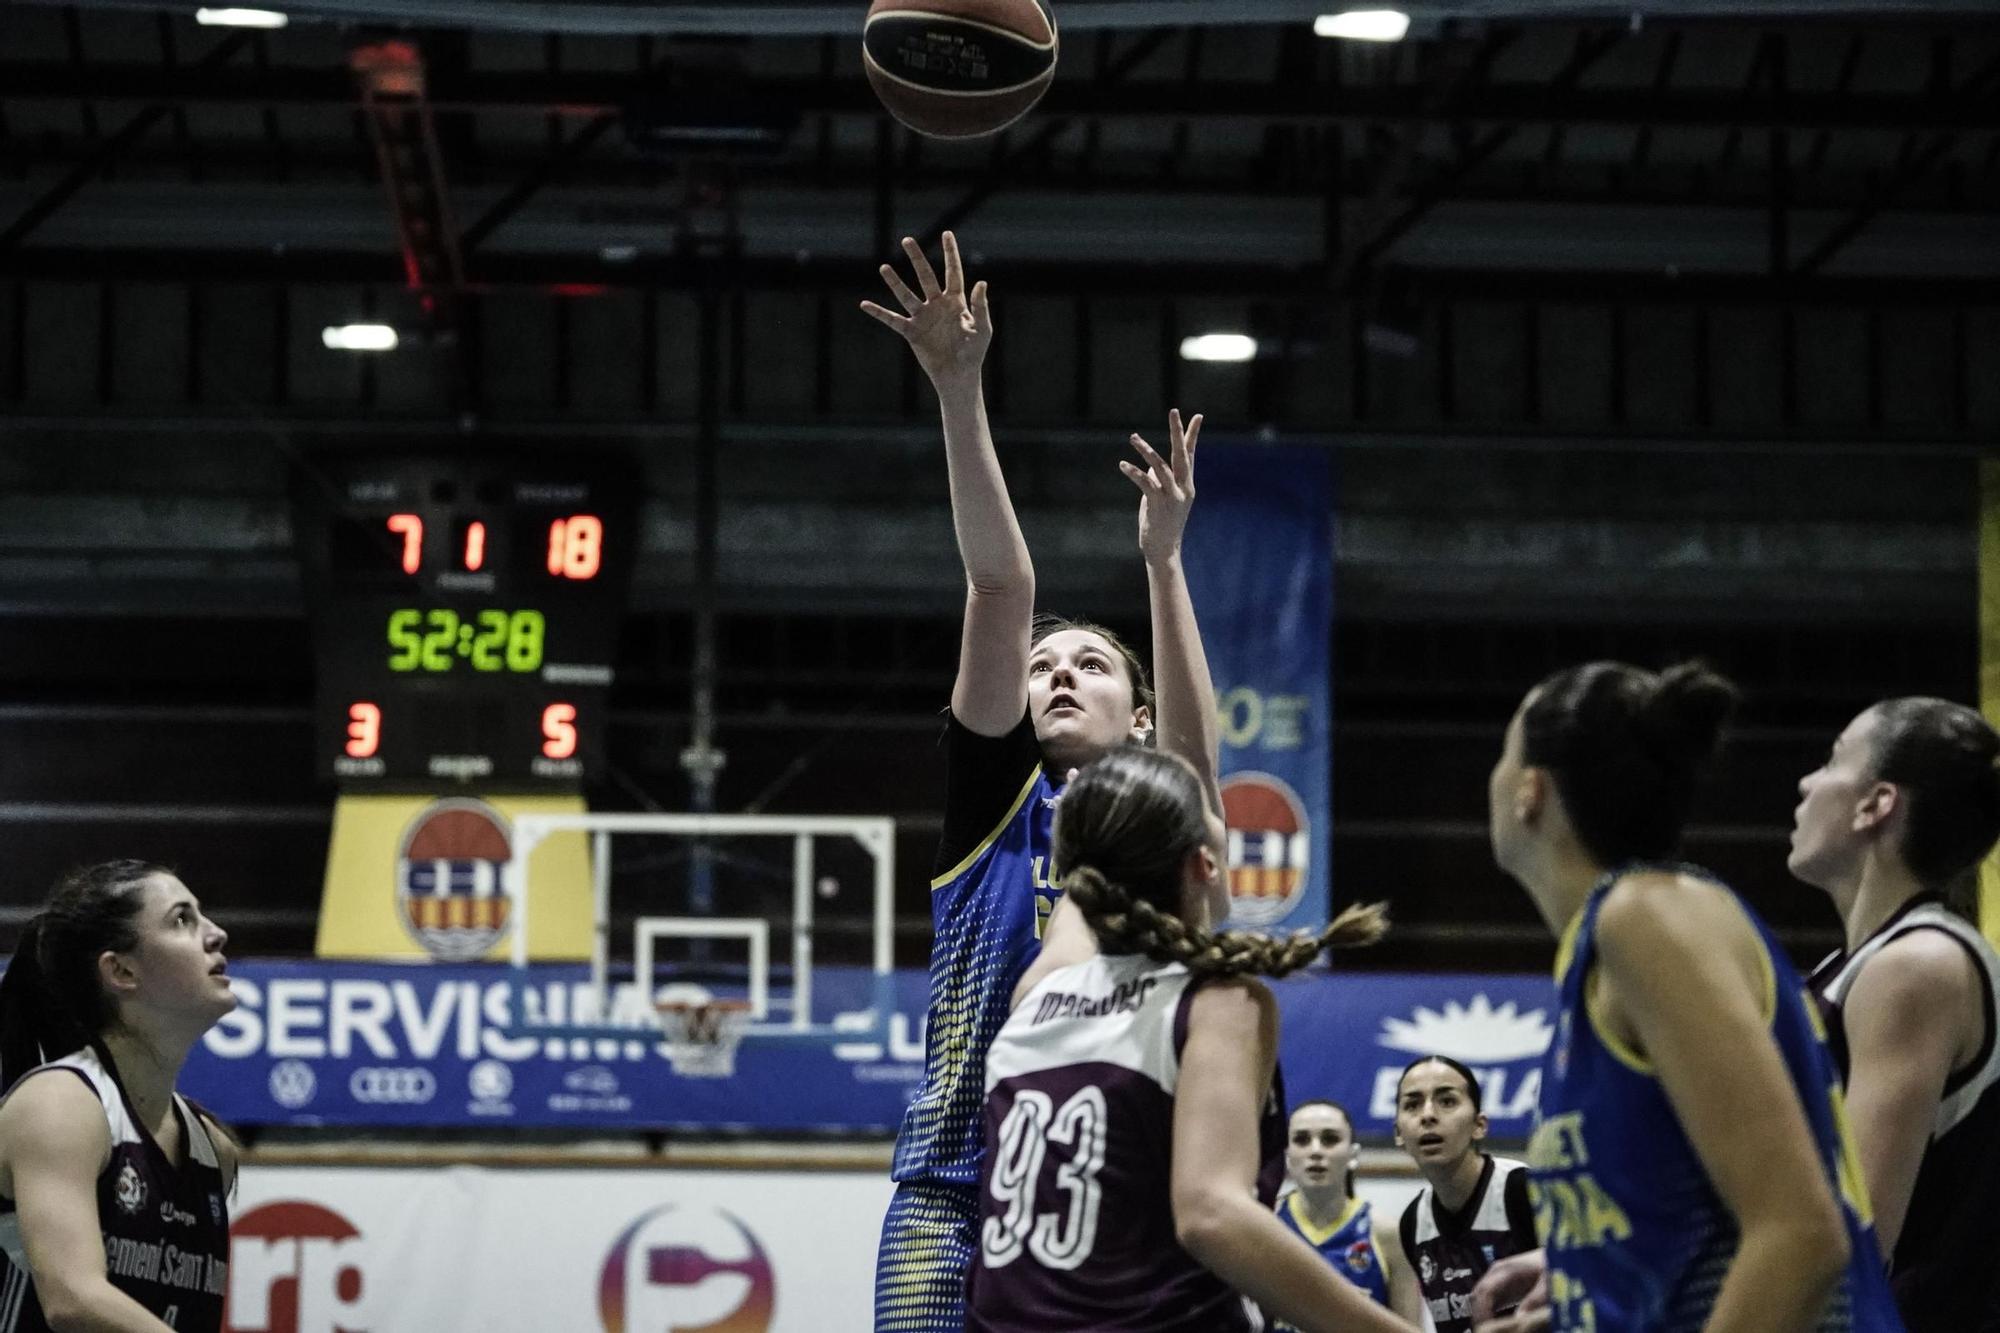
1981, 460, 2000, 948
316, 793, 594, 961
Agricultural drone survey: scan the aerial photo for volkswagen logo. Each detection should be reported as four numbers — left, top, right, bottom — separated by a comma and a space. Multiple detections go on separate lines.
268, 1059, 317, 1110
348, 1066, 438, 1105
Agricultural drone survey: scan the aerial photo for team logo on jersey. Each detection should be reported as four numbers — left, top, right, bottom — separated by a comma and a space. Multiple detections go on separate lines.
1419, 1252, 1437, 1285
1377, 995, 1553, 1062
227, 1201, 366, 1333
597, 1204, 774, 1333
1220, 771, 1310, 927
114, 1162, 145, 1214
210, 1193, 224, 1227
1344, 1239, 1373, 1275
395, 798, 515, 962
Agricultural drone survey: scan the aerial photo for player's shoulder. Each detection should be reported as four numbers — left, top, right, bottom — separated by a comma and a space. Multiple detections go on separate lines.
1185, 974, 1277, 1027
0, 1068, 112, 1163
1849, 923, 1985, 1014
1596, 869, 1752, 959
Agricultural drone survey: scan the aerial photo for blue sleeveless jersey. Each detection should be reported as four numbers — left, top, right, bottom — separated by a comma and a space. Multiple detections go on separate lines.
1275, 1195, 1389, 1315
1529, 869, 1905, 1333
893, 761, 1061, 1185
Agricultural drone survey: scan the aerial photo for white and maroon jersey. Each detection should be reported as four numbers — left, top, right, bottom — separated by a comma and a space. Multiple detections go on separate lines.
0, 1048, 230, 1333
967, 952, 1285, 1333
1813, 896, 2000, 1331
1398, 1154, 1537, 1333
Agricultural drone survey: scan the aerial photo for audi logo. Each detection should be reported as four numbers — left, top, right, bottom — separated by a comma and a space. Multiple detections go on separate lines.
348, 1066, 438, 1104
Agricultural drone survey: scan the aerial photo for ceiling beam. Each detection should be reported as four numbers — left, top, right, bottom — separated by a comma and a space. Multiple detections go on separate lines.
5, 247, 1995, 305
6, 64, 1999, 132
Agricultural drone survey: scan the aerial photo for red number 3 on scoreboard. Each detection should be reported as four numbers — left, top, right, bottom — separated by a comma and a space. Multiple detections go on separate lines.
346, 702, 382, 758
542, 703, 578, 759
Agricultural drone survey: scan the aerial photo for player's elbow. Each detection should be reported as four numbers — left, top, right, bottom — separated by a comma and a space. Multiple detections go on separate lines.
35, 1278, 97, 1333
1749, 1190, 1850, 1290
1171, 1183, 1242, 1262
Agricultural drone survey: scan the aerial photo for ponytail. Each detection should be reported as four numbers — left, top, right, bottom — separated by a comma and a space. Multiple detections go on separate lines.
0, 918, 86, 1095
1064, 865, 1388, 981
0, 861, 162, 1094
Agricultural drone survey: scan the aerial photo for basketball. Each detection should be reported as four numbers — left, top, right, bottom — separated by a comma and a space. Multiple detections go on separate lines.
862, 0, 1059, 140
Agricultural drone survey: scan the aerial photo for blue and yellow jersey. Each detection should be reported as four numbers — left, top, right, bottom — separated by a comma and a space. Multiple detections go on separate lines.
1529, 867, 1905, 1333
892, 712, 1061, 1186
1275, 1195, 1389, 1317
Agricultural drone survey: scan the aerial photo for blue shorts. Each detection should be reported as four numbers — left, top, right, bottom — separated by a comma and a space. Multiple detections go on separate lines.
875, 1179, 978, 1332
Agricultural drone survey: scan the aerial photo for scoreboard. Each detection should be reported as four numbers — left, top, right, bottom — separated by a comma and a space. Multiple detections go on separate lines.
294, 454, 640, 789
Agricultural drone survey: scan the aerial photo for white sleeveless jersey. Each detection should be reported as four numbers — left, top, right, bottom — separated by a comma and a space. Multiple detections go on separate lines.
967, 952, 1286, 1332
1815, 898, 2000, 1329
1400, 1155, 1537, 1333
0, 1048, 229, 1333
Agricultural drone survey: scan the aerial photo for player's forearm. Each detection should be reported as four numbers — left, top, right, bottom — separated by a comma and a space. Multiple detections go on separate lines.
937, 378, 1033, 593
1146, 552, 1220, 804
1700, 1217, 1848, 1333
1178, 1194, 1412, 1333
39, 1278, 179, 1333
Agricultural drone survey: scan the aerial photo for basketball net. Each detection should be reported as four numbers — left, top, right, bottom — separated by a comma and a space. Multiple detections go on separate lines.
654, 999, 752, 1078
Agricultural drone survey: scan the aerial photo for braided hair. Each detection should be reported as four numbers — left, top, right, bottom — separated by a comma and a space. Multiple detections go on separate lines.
1055, 747, 1386, 980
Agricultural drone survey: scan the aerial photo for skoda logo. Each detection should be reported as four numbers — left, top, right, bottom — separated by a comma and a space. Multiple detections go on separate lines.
348, 1067, 438, 1105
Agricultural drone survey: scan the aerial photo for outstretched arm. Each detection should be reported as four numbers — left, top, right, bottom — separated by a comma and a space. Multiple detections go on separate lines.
863, 232, 1032, 738
1171, 980, 1417, 1333
1124, 410, 1221, 810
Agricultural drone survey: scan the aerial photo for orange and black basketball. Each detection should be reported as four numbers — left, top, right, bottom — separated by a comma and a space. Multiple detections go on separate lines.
862, 0, 1059, 140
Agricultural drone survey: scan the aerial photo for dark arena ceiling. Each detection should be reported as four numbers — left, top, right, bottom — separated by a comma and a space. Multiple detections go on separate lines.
1, 0, 1998, 967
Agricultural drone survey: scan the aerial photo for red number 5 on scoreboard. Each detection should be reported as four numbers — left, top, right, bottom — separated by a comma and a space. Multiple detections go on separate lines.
542, 702, 578, 759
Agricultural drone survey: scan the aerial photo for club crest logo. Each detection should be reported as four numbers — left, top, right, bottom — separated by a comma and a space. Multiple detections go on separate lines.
1220, 771, 1310, 926
114, 1162, 145, 1215
1344, 1239, 1374, 1275
396, 798, 515, 961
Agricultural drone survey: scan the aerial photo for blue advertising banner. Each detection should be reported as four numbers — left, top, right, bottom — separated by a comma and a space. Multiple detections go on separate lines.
176, 960, 1554, 1140
1270, 969, 1557, 1143
182, 961, 928, 1133
1183, 443, 1334, 933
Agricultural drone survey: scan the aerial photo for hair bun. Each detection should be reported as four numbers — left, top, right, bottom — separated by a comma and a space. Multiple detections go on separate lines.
1638, 660, 1739, 766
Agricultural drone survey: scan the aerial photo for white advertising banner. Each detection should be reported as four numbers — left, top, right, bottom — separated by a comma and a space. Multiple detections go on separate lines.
225, 1165, 894, 1333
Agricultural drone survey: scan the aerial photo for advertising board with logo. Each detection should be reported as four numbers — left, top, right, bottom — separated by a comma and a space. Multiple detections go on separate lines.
1184, 444, 1334, 934
179, 959, 1552, 1137
316, 793, 595, 962
183, 960, 929, 1132
1270, 971, 1558, 1141
223, 1166, 889, 1332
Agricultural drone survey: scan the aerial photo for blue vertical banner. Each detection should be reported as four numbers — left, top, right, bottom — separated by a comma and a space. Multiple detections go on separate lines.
1184, 443, 1332, 933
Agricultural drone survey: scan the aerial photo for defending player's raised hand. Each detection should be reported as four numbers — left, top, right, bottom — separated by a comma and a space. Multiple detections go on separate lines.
1122, 408, 1201, 569
860, 231, 992, 389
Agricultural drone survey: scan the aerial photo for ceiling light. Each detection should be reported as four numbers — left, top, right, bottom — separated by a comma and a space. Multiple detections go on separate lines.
195, 8, 289, 27
1180, 334, 1259, 363
322, 324, 398, 352
1314, 10, 1410, 41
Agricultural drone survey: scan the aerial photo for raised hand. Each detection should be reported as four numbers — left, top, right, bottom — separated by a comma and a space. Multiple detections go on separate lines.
859, 231, 992, 390
1121, 408, 1202, 568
